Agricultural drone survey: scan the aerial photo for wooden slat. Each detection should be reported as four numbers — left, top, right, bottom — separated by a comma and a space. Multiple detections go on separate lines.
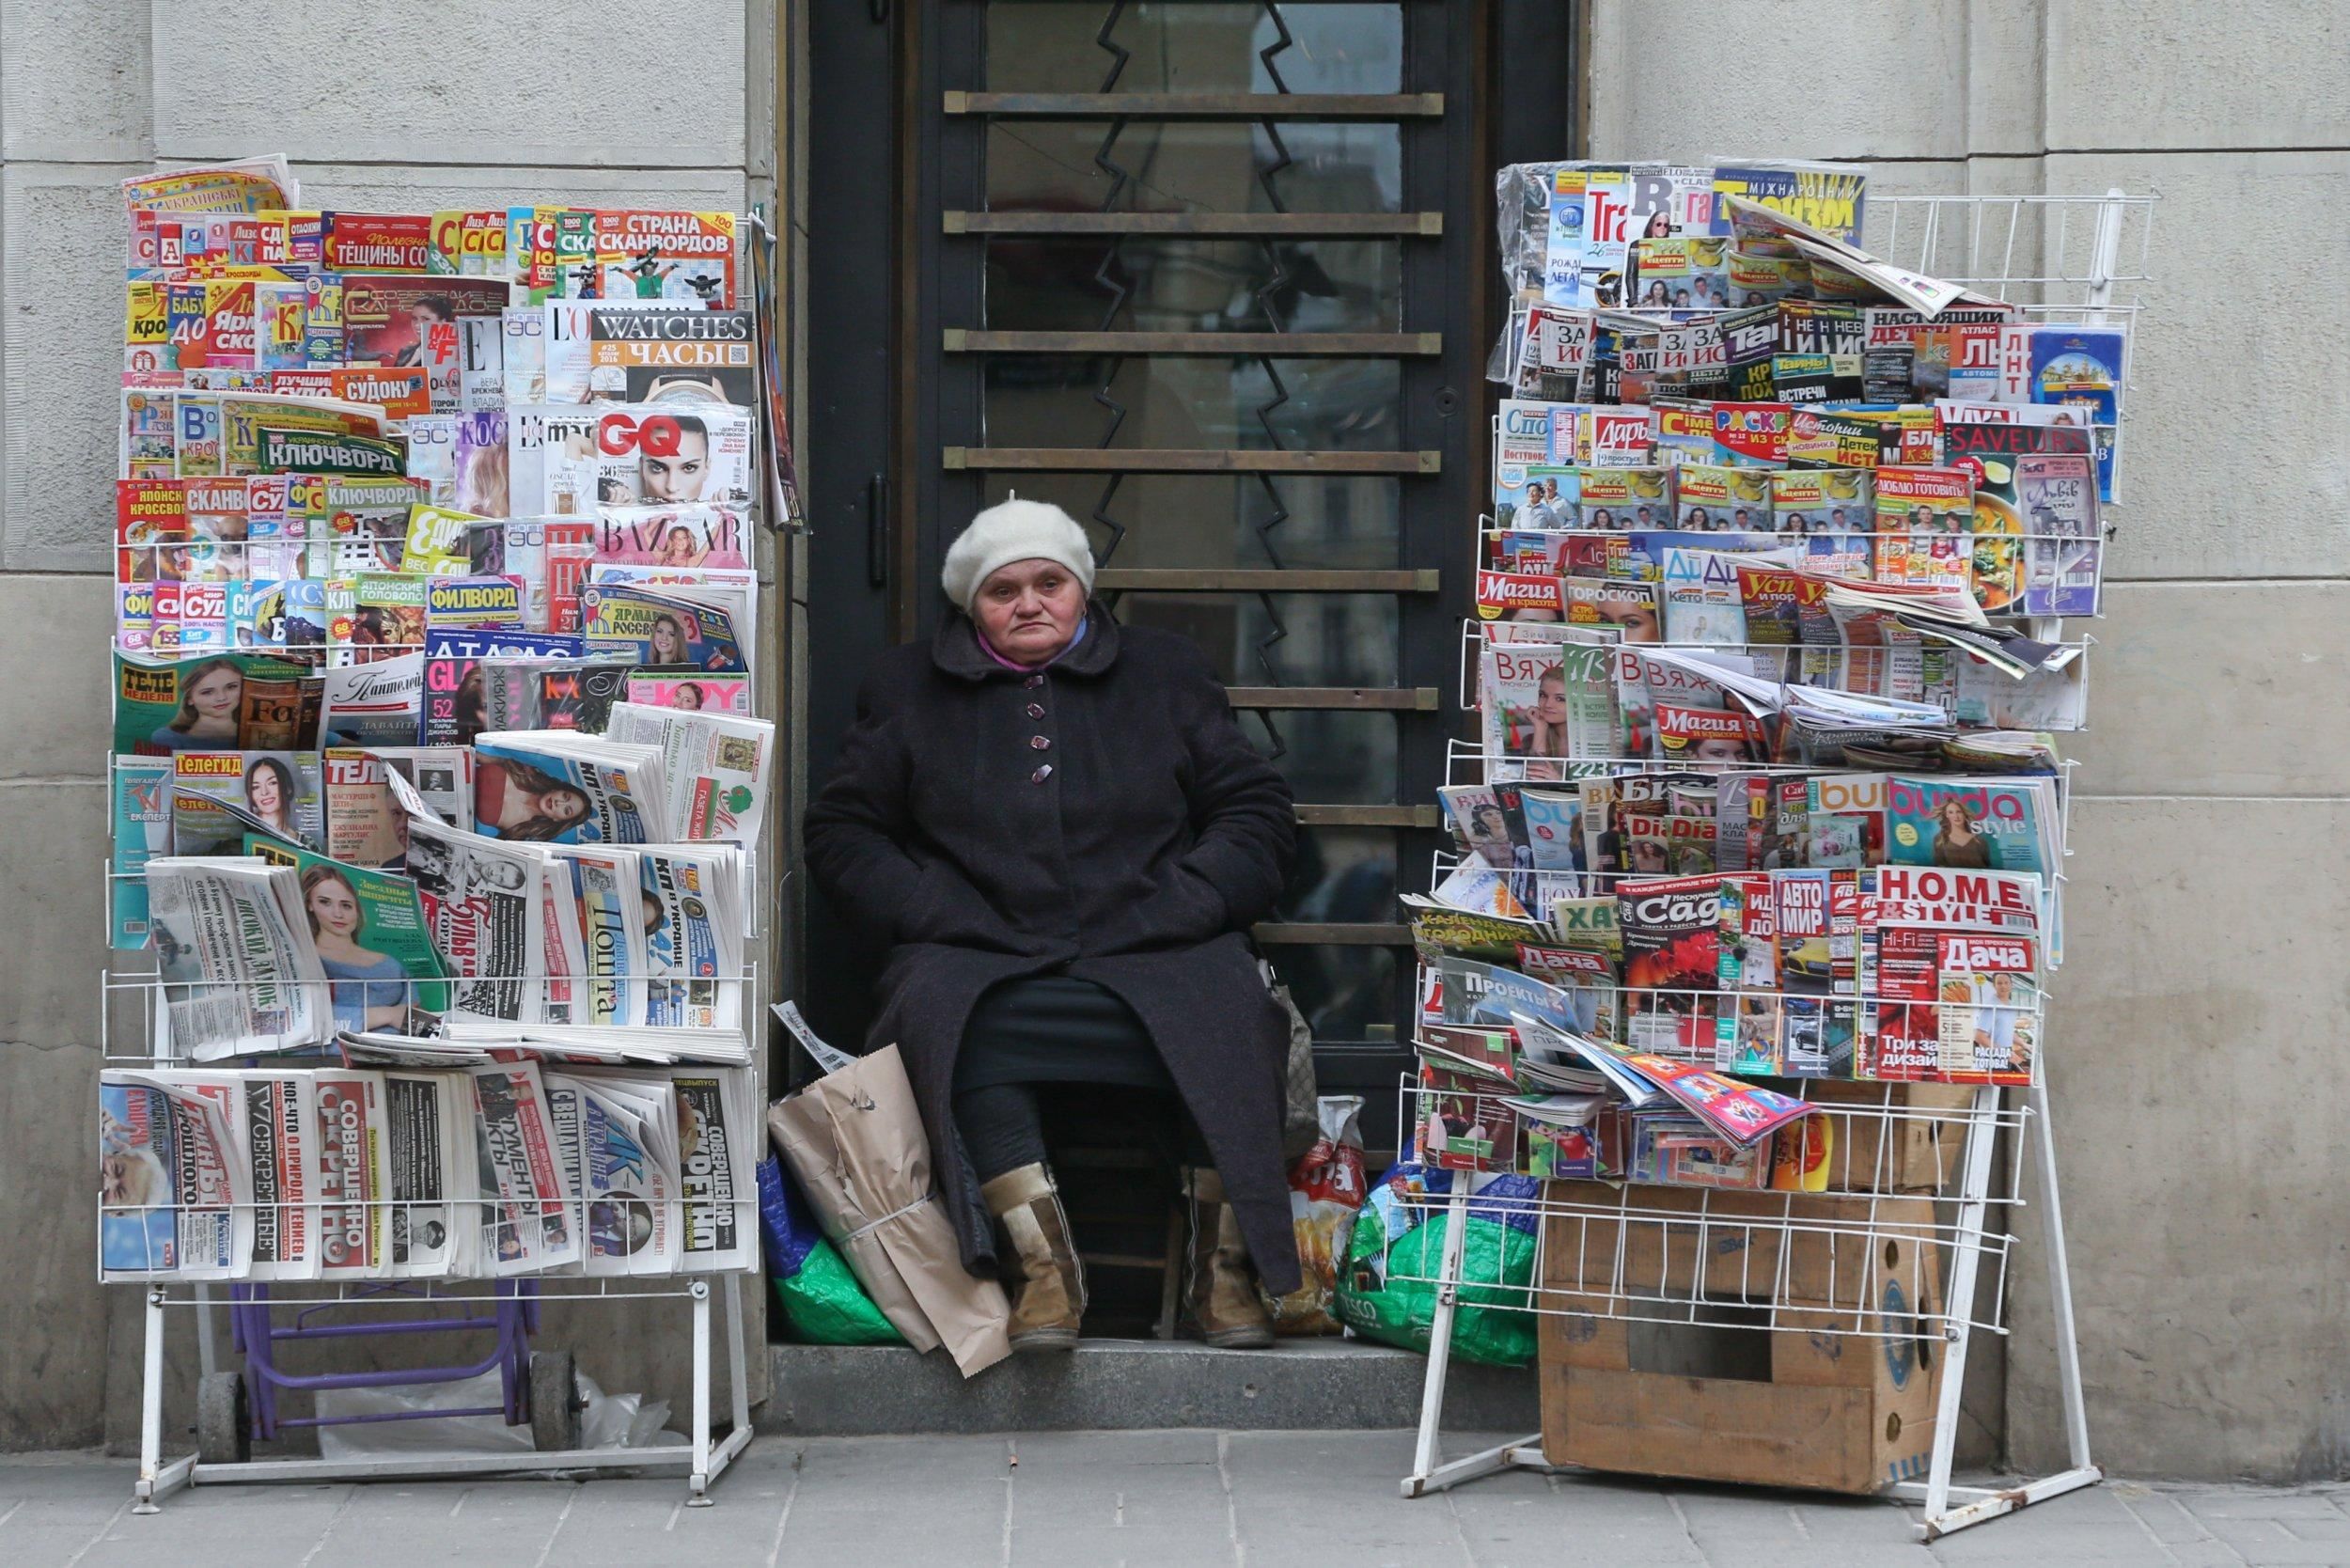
944, 211, 1442, 237
946, 447, 1437, 475
1251, 923, 1414, 948
1295, 805, 1441, 828
1226, 686, 1438, 712
944, 329, 1440, 356
1095, 568, 1439, 593
945, 91, 1444, 120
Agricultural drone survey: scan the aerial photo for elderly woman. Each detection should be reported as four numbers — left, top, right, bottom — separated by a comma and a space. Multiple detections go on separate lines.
804, 499, 1300, 1353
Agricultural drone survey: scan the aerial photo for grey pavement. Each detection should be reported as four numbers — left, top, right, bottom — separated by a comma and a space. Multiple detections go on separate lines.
3, 1433, 2346, 1567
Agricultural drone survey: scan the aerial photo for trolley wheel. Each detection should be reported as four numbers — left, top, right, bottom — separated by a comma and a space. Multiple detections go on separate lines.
528, 1350, 582, 1453
196, 1371, 250, 1466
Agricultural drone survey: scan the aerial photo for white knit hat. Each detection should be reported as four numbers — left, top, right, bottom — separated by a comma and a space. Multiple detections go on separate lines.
940, 497, 1096, 611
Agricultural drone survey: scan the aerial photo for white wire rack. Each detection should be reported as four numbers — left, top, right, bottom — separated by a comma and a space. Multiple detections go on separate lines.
97, 835, 766, 1510
1402, 186, 2141, 1539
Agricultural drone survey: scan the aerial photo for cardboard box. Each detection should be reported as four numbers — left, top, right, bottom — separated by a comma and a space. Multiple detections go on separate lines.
1538, 1242, 1945, 1494
1807, 1081, 1978, 1195
1536, 1182, 1941, 1312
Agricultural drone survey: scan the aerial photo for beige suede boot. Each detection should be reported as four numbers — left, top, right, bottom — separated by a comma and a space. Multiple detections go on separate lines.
980, 1162, 1085, 1353
1183, 1168, 1275, 1350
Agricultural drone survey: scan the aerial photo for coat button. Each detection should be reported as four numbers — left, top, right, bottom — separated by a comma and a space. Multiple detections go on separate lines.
1029, 735, 1051, 750
1024, 674, 1044, 689
1026, 703, 1044, 719
1030, 764, 1053, 784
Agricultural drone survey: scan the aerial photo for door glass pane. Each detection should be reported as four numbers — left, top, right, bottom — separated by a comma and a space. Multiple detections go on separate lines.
980, 474, 1401, 571
982, 357, 1403, 448
988, 121, 1402, 216
984, 4, 1403, 94
1279, 826, 1398, 923
1116, 592, 1397, 685
1273, 947, 1399, 1042
985, 240, 1401, 333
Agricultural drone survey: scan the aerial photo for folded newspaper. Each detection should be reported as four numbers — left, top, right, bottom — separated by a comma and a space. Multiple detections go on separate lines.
145, 856, 334, 1059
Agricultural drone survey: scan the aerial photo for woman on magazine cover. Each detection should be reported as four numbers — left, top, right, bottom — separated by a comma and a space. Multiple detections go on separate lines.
243, 756, 300, 844
806, 499, 1300, 1356
476, 756, 592, 842
151, 658, 244, 751
304, 864, 410, 1031
1929, 797, 1998, 869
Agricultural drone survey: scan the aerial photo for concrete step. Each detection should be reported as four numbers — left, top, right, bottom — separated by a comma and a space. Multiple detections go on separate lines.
761, 1337, 1539, 1436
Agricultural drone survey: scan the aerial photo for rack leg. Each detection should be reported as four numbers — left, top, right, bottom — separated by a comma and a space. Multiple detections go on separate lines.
687, 1279, 713, 1506
2029, 1074, 2095, 1471
724, 1272, 751, 1435
1402, 1187, 1471, 1497
133, 1288, 167, 1513
1918, 1086, 2003, 1532
195, 1283, 218, 1379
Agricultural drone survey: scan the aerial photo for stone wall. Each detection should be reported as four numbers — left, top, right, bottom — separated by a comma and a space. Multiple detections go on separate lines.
0, 0, 781, 1450
1590, 0, 2350, 1482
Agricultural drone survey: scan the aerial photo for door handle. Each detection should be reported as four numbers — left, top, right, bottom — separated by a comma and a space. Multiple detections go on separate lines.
866, 472, 889, 589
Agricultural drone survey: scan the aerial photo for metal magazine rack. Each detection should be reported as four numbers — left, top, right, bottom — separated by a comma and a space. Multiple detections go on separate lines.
94, 210, 796, 1512
1395, 189, 2150, 1541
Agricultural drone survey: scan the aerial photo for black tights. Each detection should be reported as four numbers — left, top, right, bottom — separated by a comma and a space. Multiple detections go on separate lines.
956, 1081, 1212, 1184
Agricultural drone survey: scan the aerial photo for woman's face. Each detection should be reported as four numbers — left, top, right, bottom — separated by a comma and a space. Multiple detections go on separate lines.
661, 526, 697, 561
974, 557, 1087, 663
640, 432, 711, 503
308, 878, 361, 939
1694, 736, 1747, 763
189, 666, 242, 720
247, 765, 283, 816
542, 788, 589, 824
650, 620, 684, 660
1941, 801, 1969, 831
1534, 673, 1568, 726
1632, 839, 1668, 871
674, 683, 703, 710
1601, 603, 1661, 643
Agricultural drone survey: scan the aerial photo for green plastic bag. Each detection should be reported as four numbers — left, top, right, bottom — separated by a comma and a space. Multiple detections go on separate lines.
759, 1154, 905, 1346
773, 1235, 906, 1346
1334, 1162, 1538, 1369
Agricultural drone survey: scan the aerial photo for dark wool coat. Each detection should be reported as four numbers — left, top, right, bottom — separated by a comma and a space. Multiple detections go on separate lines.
802, 605, 1303, 1295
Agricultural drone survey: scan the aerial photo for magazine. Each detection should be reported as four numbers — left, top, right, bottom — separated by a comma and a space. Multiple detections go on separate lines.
320, 651, 425, 748
321, 746, 475, 868
473, 732, 667, 845
144, 856, 332, 1058
1858, 865, 2044, 1085
325, 573, 428, 665
468, 1061, 582, 1275
242, 836, 448, 1031
1478, 644, 1614, 771
168, 749, 322, 854
591, 503, 751, 572
671, 1070, 756, 1272
99, 1070, 248, 1278
423, 627, 586, 746
2014, 452, 2102, 617
602, 702, 776, 845
112, 760, 173, 949
586, 307, 756, 405
579, 583, 744, 672
551, 845, 650, 1027
114, 651, 319, 757
624, 670, 751, 714
635, 845, 746, 1031
1658, 546, 1749, 647
1614, 873, 1727, 1059
544, 405, 757, 510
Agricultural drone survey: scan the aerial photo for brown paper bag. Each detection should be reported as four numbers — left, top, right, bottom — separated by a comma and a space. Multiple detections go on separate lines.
767, 1044, 1010, 1377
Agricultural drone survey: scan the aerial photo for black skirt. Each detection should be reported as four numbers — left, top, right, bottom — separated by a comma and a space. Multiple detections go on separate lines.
953, 975, 1178, 1094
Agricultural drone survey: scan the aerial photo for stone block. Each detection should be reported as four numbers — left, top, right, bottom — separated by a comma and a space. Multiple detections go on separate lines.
152, 0, 746, 169
289, 164, 750, 218
0, 0, 152, 162
2069, 581, 2350, 797
0, 1039, 106, 1450
0, 573, 115, 780
0, 780, 107, 1045
1, 165, 146, 572
2046, 0, 2350, 152
1588, 0, 1971, 161
2006, 797, 2350, 1482
2042, 149, 2350, 581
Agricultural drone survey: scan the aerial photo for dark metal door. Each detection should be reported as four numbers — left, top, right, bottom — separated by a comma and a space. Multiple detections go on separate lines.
807, 1, 1575, 1143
